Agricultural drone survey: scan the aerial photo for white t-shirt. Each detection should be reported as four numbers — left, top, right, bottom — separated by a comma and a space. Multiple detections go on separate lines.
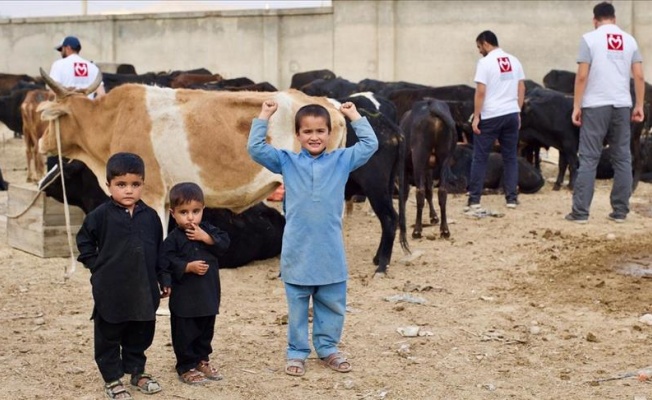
49, 54, 102, 98
578, 23, 642, 108
474, 48, 525, 119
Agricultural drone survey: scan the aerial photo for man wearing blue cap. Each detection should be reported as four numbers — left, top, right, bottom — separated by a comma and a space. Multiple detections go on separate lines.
49, 35, 105, 98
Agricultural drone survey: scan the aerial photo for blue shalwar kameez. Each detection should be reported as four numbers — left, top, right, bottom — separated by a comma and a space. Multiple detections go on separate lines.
247, 117, 378, 360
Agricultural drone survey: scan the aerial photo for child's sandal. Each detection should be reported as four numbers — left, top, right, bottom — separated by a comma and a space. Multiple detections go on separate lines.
179, 368, 209, 385
104, 380, 133, 399
130, 373, 162, 394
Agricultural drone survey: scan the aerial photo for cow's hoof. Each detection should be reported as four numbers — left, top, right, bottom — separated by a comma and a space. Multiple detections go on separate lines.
552, 184, 561, 191
373, 272, 387, 279
430, 217, 439, 224
441, 231, 450, 239
412, 232, 422, 239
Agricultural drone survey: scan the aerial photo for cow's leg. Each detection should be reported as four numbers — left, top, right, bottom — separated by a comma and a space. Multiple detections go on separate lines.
437, 185, 449, 238
34, 150, 45, 179
425, 169, 438, 224
553, 152, 567, 191
413, 181, 425, 239
367, 189, 398, 275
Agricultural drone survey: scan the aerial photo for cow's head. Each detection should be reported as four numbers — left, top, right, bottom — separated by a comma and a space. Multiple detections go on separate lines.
36, 67, 103, 155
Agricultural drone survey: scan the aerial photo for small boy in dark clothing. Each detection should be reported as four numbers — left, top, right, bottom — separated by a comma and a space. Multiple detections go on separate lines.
159, 182, 230, 385
76, 152, 171, 399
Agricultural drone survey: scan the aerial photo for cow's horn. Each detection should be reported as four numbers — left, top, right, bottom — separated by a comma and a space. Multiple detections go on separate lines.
39, 67, 68, 98
82, 71, 103, 96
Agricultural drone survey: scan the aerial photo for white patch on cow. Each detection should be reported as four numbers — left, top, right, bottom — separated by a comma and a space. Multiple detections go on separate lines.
327, 98, 342, 109
146, 86, 203, 190
350, 92, 380, 110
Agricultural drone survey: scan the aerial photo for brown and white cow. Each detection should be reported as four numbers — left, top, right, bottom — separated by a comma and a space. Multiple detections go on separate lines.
21, 89, 54, 182
37, 68, 346, 226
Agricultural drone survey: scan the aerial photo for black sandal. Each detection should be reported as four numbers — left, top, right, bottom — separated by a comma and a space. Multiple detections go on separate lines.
104, 380, 133, 399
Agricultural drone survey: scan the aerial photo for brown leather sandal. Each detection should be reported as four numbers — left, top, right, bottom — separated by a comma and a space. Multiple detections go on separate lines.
196, 360, 223, 381
179, 368, 209, 385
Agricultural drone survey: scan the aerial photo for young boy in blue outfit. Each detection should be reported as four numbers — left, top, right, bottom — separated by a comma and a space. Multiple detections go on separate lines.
160, 182, 230, 385
76, 152, 170, 399
247, 100, 378, 376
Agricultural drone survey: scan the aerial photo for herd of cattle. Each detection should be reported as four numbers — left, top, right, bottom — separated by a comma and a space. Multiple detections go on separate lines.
0, 65, 651, 276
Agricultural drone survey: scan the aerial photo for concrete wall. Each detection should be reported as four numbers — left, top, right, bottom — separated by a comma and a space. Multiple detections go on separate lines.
1, 0, 650, 90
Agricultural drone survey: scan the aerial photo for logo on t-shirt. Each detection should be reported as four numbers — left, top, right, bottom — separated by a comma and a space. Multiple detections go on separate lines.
607, 34, 623, 51
74, 62, 88, 77
497, 57, 512, 73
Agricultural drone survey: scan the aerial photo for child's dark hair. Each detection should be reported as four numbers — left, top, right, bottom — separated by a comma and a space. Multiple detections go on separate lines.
294, 104, 331, 133
106, 152, 145, 182
169, 182, 205, 209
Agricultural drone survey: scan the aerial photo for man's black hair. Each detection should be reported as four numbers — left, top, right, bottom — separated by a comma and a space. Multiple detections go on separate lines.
106, 152, 145, 182
476, 30, 499, 47
593, 2, 615, 20
169, 182, 205, 209
294, 104, 331, 133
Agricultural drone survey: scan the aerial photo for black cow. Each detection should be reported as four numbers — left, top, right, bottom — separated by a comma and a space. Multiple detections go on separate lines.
38, 160, 285, 268
401, 99, 457, 239
348, 92, 398, 123
0, 85, 43, 138
300, 78, 358, 99
0, 73, 38, 96
542, 69, 576, 94
520, 88, 580, 190
388, 86, 475, 142
188, 77, 257, 91
356, 79, 431, 98
448, 144, 545, 195
538, 71, 650, 190
221, 82, 278, 92
290, 69, 336, 90
340, 94, 409, 276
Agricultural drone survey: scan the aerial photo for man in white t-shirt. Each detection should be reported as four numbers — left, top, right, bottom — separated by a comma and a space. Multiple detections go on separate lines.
565, 2, 645, 224
48, 36, 105, 98
468, 30, 525, 211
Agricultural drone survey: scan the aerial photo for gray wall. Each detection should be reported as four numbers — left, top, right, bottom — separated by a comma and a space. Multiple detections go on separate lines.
1, 0, 650, 90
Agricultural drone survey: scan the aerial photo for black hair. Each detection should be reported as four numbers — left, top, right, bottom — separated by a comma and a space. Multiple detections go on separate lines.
593, 2, 615, 20
169, 182, 205, 209
106, 152, 145, 182
294, 104, 331, 133
476, 30, 499, 47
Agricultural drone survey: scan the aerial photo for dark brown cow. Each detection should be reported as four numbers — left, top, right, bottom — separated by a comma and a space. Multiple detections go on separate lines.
170, 73, 224, 89
401, 99, 457, 239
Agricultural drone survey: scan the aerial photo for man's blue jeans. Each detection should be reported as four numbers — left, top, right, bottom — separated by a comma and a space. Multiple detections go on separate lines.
468, 112, 520, 205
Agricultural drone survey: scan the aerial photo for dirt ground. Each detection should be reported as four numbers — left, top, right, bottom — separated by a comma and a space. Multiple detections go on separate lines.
2, 127, 652, 400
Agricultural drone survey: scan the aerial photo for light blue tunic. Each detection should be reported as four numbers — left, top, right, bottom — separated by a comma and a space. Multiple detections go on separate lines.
247, 117, 378, 285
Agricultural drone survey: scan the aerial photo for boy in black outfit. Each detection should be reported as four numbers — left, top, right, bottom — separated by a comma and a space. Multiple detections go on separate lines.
76, 152, 170, 399
160, 182, 230, 384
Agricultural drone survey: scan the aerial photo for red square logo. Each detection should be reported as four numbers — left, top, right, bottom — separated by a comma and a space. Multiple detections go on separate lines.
607, 33, 623, 51
74, 62, 88, 77
497, 57, 512, 73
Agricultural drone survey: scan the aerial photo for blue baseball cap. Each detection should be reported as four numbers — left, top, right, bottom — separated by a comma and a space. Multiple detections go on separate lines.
55, 36, 81, 51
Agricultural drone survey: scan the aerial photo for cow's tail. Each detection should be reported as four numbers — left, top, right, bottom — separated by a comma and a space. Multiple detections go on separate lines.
427, 99, 458, 190
396, 121, 410, 255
